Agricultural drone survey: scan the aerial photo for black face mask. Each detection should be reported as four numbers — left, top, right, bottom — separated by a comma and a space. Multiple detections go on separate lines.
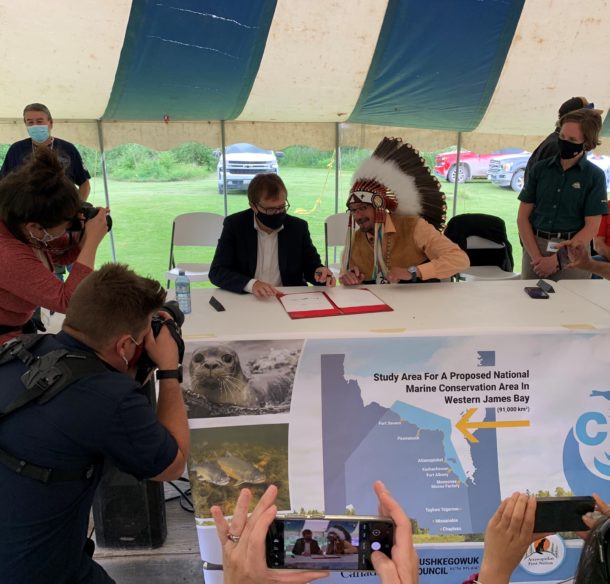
256, 212, 286, 230
558, 138, 585, 160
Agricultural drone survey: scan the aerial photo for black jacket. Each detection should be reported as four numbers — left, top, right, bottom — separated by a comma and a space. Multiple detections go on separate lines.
444, 213, 514, 272
524, 130, 559, 184
209, 209, 323, 293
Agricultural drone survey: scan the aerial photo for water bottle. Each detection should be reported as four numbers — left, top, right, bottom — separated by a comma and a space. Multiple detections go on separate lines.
175, 270, 192, 315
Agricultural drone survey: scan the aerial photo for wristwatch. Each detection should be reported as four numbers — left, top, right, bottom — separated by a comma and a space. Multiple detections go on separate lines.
156, 365, 183, 383
407, 266, 418, 282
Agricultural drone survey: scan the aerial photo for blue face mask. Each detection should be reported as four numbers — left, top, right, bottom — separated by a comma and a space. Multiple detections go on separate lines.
27, 125, 49, 143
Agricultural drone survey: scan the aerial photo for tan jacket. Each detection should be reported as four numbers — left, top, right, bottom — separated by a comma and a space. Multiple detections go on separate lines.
349, 215, 469, 280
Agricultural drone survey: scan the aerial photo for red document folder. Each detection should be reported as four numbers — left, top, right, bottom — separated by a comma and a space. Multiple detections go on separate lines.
278, 288, 392, 319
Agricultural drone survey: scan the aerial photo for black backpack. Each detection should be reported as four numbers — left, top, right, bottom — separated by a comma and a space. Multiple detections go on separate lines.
0, 334, 108, 483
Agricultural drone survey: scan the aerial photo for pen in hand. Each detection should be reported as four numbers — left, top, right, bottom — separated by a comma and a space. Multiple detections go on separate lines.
315, 268, 336, 287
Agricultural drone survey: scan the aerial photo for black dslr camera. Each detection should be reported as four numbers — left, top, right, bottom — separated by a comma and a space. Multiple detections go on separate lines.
135, 300, 186, 384
67, 202, 112, 235
81, 203, 113, 231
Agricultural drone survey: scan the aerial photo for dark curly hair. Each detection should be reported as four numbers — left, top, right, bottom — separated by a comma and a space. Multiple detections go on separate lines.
0, 147, 81, 243
574, 516, 610, 583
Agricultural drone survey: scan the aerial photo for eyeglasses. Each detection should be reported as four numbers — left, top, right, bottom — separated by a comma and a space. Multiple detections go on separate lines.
256, 201, 290, 216
129, 335, 143, 347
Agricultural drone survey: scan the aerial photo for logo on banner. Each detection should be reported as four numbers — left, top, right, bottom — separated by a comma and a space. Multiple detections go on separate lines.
563, 390, 610, 494
477, 351, 495, 367
520, 534, 566, 575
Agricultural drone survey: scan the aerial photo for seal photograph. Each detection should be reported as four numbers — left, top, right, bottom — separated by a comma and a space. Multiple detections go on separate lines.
188, 424, 289, 518
183, 339, 303, 418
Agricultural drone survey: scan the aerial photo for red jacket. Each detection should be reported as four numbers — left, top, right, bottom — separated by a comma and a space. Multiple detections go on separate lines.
0, 222, 91, 343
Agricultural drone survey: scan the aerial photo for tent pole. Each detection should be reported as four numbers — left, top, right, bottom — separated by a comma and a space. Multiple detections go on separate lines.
451, 131, 462, 218
333, 123, 342, 265
96, 120, 117, 263
334, 122, 340, 214
221, 120, 228, 217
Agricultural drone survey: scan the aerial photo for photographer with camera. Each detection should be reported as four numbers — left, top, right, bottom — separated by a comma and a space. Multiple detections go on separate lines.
0, 148, 109, 343
0, 263, 189, 584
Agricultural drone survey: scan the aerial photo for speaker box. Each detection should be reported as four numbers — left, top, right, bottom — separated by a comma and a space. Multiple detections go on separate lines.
92, 380, 167, 548
92, 465, 167, 548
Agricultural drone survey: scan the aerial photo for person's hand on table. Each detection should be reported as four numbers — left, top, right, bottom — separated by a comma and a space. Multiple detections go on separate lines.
386, 267, 420, 283
314, 267, 336, 287
339, 267, 365, 286
478, 492, 537, 584
532, 255, 558, 278
210, 485, 329, 584
370, 480, 419, 584
252, 280, 281, 298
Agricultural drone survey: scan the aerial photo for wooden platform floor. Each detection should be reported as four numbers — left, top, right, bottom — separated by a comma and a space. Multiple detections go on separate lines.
93, 494, 204, 584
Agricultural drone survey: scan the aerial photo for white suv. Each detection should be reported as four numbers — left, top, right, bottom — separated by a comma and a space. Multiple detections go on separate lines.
216, 143, 281, 193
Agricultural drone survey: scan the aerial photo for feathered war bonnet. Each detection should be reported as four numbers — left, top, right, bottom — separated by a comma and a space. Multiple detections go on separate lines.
325, 525, 351, 541
342, 137, 447, 280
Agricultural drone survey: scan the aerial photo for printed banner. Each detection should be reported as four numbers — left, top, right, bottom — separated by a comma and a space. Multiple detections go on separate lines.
184, 331, 610, 583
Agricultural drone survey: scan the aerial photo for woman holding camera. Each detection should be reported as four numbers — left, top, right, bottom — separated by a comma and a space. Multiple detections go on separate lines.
0, 148, 109, 343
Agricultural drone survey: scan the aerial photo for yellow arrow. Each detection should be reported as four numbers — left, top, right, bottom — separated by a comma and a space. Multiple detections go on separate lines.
455, 408, 530, 443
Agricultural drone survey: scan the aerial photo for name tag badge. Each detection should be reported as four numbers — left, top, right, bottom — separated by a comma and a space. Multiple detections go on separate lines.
547, 238, 562, 253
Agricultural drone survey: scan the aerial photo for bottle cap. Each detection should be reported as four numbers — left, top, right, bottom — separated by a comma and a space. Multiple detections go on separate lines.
178, 270, 185, 276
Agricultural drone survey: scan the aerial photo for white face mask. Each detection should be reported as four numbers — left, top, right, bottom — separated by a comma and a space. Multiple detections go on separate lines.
28, 227, 66, 245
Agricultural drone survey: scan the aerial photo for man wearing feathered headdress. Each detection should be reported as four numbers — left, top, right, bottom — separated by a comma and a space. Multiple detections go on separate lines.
339, 138, 469, 285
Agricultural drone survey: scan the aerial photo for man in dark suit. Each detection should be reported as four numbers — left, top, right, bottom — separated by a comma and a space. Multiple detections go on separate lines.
292, 529, 322, 556
209, 173, 335, 296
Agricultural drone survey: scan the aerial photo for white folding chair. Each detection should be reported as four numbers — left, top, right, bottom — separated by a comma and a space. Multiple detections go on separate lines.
166, 212, 225, 287
324, 213, 350, 275
459, 236, 520, 281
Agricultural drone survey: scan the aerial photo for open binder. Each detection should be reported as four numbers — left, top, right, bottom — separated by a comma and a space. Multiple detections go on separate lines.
278, 287, 392, 319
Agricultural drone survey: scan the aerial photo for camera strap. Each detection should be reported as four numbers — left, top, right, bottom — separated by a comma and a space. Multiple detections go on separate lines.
0, 334, 108, 483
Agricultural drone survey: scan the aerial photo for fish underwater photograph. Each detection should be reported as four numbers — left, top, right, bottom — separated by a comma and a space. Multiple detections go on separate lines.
188, 424, 290, 517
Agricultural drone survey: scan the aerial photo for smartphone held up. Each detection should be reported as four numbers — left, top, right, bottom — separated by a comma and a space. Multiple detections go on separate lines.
556, 246, 571, 271
266, 514, 394, 571
533, 496, 595, 533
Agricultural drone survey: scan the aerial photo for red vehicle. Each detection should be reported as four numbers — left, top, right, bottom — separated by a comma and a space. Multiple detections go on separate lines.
434, 148, 525, 184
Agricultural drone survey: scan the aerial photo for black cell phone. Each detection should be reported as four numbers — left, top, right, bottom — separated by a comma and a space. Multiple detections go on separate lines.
524, 286, 550, 299
557, 246, 570, 270
534, 496, 595, 532
209, 296, 225, 311
536, 280, 555, 294
266, 514, 394, 571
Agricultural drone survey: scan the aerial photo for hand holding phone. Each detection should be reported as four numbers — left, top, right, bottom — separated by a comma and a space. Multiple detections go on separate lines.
557, 246, 570, 270
211, 486, 329, 584
266, 514, 394, 571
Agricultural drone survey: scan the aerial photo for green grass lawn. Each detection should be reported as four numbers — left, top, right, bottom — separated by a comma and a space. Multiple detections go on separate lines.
87, 169, 522, 284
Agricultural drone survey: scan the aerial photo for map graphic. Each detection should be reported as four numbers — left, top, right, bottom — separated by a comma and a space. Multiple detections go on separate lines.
321, 354, 501, 535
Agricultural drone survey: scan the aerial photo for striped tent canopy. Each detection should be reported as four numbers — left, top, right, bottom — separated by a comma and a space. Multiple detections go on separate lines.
2, 0, 610, 152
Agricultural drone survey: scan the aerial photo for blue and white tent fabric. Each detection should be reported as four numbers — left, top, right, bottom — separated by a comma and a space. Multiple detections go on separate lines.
1, 0, 610, 150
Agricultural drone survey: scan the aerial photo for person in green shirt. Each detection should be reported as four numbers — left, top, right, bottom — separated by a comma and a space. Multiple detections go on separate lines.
517, 108, 607, 280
